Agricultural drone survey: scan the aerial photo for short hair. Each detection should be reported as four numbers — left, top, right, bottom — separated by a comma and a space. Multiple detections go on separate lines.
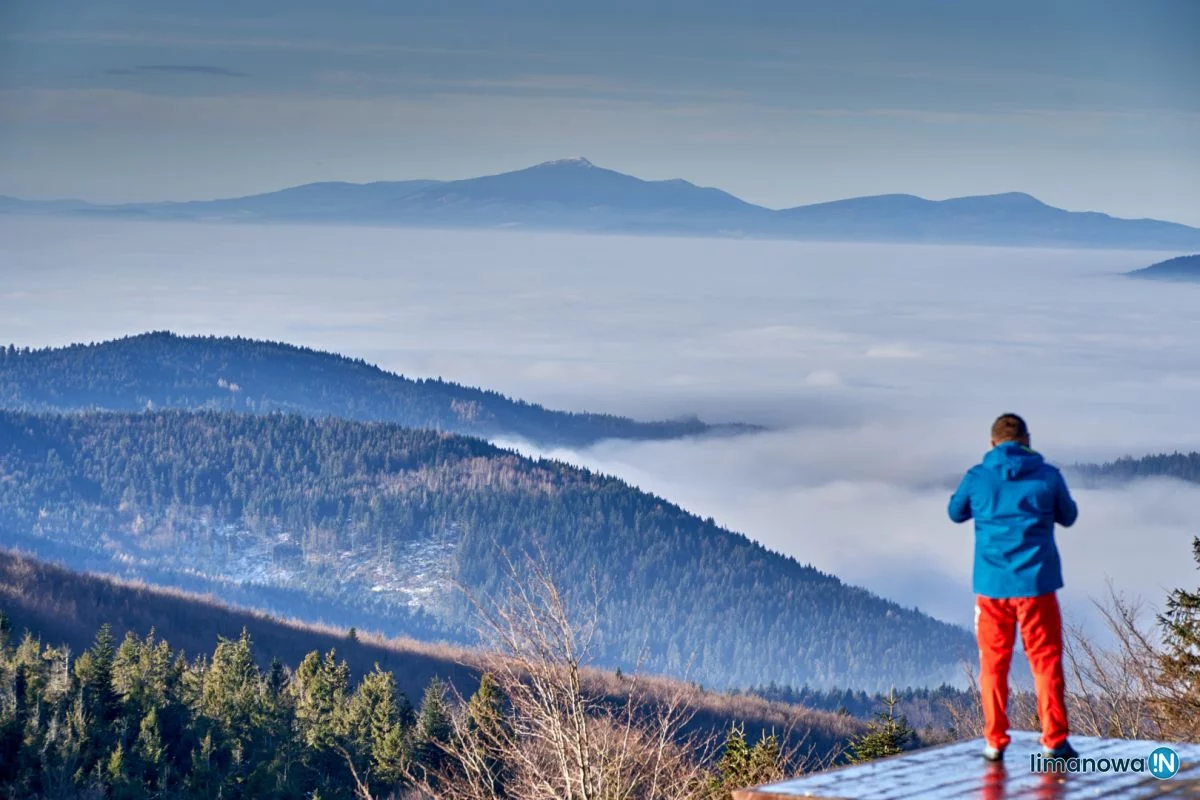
992, 413, 1029, 442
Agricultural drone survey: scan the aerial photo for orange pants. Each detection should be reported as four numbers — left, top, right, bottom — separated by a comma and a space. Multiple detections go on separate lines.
975, 592, 1069, 750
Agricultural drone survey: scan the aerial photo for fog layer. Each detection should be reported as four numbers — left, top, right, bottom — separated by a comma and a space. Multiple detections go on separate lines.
3, 217, 1198, 634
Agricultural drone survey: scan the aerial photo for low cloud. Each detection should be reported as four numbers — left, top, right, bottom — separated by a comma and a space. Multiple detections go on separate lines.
508, 431, 1200, 642
3, 221, 1198, 650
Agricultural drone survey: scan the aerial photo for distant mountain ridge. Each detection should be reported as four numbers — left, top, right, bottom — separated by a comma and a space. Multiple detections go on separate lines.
5, 157, 1199, 249
1126, 253, 1200, 281
0, 332, 747, 447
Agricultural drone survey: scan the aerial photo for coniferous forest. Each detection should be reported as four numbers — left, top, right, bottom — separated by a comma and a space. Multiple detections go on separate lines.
0, 409, 973, 691
0, 551, 865, 800
0, 333, 744, 447
0, 618, 424, 800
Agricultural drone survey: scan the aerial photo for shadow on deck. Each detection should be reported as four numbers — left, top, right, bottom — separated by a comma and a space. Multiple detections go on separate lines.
733, 731, 1200, 799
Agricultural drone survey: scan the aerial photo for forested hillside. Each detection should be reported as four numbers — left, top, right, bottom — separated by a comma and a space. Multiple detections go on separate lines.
0, 333, 743, 447
0, 551, 864, 800
0, 410, 974, 690
0, 551, 858, 759
1072, 451, 1200, 485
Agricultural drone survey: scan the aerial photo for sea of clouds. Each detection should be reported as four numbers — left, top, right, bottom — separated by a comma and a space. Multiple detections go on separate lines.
3, 217, 1199, 639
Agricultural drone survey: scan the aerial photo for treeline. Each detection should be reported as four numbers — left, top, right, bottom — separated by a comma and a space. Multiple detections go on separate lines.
742, 683, 978, 735
0, 409, 974, 690
1072, 451, 1200, 486
0, 332, 725, 447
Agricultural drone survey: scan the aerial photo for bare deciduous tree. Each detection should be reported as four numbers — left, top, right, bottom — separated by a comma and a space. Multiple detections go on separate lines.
405, 556, 718, 800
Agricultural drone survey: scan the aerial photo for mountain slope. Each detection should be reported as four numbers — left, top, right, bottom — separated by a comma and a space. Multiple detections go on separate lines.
0, 549, 475, 705
0, 332, 741, 447
374, 157, 765, 231
0, 409, 975, 690
104, 179, 439, 220
1126, 254, 1200, 282
0, 549, 861, 749
5, 158, 1198, 248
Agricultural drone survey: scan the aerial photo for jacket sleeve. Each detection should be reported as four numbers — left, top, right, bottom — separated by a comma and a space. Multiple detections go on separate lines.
1054, 470, 1078, 527
948, 472, 973, 523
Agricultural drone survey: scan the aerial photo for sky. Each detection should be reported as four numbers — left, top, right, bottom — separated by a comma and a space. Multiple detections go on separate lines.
1, 0, 1198, 223
4, 218, 1199, 643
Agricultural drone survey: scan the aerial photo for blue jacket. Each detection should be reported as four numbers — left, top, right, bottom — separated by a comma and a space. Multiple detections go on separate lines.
949, 442, 1078, 598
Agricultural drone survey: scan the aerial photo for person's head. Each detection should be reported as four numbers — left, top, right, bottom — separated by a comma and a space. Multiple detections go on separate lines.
991, 413, 1030, 448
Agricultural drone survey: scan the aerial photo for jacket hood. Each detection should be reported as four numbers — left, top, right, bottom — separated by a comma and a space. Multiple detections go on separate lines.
983, 441, 1045, 480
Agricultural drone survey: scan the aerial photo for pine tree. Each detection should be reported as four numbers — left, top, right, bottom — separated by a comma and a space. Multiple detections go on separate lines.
412, 677, 452, 774
77, 625, 119, 722
703, 725, 752, 799
747, 733, 784, 785
185, 731, 219, 799
135, 707, 166, 790
74, 624, 121, 774
265, 657, 288, 698
464, 672, 509, 795
342, 664, 407, 791
465, 673, 505, 737
105, 741, 142, 800
846, 692, 914, 763
1157, 536, 1200, 738
292, 649, 350, 752
200, 628, 264, 773
372, 724, 408, 788
417, 678, 452, 744
704, 725, 786, 798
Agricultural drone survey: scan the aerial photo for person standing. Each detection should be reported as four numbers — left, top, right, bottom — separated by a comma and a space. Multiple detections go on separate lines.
949, 413, 1079, 761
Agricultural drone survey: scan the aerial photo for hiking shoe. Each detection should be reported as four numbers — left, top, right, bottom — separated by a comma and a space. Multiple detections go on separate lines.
982, 745, 1005, 762
1043, 741, 1079, 759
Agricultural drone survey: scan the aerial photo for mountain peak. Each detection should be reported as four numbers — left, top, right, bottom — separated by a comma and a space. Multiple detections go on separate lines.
963, 191, 1047, 206
536, 156, 595, 168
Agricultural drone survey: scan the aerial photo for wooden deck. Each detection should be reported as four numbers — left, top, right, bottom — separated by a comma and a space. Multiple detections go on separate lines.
732, 732, 1200, 799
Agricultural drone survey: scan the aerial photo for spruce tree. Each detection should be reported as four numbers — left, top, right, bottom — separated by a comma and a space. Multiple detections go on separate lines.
342, 664, 407, 793
1158, 536, 1200, 738
74, 625, 120, 774
135, 707, 166, 790
712, 724, 752, 790
412, 678, 452, 774
704, 725, 786, 799
200, 629, 264, 774
846, 692, 914, 764
464, 673, 509, 795
465, 673, 505, 737
292, 649, 350, 752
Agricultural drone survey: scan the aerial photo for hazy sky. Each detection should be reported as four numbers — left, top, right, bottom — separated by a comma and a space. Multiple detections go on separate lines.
4, 218, 1199, 639
2, 1, 1198, 223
